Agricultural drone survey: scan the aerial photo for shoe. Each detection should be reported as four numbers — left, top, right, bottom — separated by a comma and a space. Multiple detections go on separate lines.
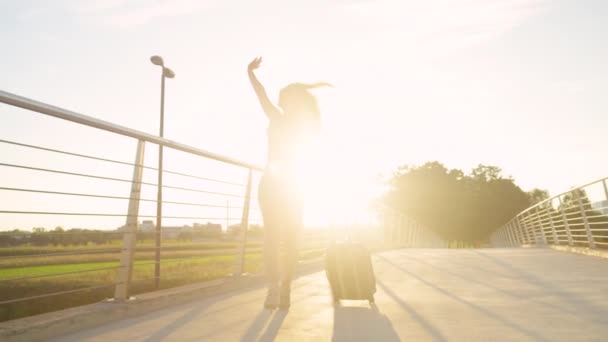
264, 288, 279, 309
279, 288, 291, 310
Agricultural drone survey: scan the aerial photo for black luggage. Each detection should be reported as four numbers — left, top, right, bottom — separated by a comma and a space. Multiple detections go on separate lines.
325, 242, 376, 303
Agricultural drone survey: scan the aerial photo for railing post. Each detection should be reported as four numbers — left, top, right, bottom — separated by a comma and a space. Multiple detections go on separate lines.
412, 223, 417, 247
403, 218, 410, 247
114, 140, 145, 301
382, 211, 390, 244
558, 197, 574, 246
508, 222, 517, 246
394, 213, 400, 245
235, 169, 253, 276
397, 214, 404, 246
575, 191, 596, 249
390, 211, 396, 246
408, 220, 415, 247
510, 222, 518, 246
528, 211, 538, 245
603, 179, 608, 206
503, 226, 511, 246
419, 225, 425, 247
520, 213, 531, 245
535, 206, 548, 245
515, 216, 526, 245
511, 220, 521, 246
505, 223, 513, 246
519, 214, 527, 245
547, 204, 558, 245
401, 216, 407, 246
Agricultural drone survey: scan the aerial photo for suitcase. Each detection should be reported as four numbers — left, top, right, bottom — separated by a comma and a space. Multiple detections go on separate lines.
325, 242, 376, 303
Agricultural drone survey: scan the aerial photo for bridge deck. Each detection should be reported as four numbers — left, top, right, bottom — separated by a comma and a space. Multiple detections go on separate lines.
53, 248, 608, 341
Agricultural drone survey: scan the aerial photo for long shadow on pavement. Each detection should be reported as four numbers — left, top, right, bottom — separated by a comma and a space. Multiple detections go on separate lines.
470, 249, 608, 318
143, 304, 211, 342
258, 310, 288, 342
405, 253, 606, 323
240, 309, 274, 341
376, 281, 447, 342
332, 304, 400, 342
376, 254, 550, 342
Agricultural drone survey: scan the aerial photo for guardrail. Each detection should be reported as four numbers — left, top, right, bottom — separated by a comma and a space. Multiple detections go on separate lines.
490, 176, 608, 249
382, 208, 446, 248
0, 90, 333, 321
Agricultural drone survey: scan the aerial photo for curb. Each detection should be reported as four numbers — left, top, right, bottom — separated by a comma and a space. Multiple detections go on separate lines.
550, 245, 608, 259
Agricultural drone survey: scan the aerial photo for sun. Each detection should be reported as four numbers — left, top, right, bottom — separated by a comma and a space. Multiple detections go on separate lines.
291, 143, 380, 228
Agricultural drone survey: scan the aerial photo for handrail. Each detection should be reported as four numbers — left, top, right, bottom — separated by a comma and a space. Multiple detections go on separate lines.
514, 176, 608, 217
0, 90, 264, 171
491, 175, 608, 248
0, 89, 268, 318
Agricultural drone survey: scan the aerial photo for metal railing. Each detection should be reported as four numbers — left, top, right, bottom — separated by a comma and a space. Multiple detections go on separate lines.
490, 176, 608, 249
0, 90, 334, 321
381, 208, 446, 248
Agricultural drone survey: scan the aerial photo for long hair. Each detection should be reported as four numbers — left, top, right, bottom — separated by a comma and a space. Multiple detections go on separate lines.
278, 82, 331, 140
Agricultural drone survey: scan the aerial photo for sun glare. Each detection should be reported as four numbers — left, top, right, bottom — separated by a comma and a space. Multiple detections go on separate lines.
293, 142, 380, 228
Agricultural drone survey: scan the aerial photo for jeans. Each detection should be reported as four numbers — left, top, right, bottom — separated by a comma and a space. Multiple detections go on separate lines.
258, 171, 303, 290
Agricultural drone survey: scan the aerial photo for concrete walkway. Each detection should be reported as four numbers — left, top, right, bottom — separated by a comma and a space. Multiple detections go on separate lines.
53, 248, 608, 341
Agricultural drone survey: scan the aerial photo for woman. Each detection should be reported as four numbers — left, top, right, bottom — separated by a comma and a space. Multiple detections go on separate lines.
247, 57, 329, 309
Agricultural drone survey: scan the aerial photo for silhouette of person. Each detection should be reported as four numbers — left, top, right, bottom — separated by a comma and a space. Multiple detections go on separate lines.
247, 57, 330, 309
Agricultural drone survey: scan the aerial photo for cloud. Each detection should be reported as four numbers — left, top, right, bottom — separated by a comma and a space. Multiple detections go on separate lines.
68, 0, 219, 28
339, 0, 549, 56
553, 80, 585, 94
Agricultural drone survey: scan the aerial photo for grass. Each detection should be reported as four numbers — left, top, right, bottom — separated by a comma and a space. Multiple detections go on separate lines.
0, 240, 263, 257
0, 239, 328, 322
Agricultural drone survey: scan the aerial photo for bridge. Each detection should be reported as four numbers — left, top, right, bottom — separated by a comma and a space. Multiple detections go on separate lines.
1, 91, 608, 341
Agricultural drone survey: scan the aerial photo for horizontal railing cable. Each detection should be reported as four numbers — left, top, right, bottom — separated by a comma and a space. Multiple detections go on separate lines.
162, 169, 245, 187
0, 187, 246, 209
0, 231, 128, 236
0, 248, 123, 260
0, 162, 151, 185
0, 139, 141, 169
0, 211, 240, 220
0, 90, 264, 171
0, 139, 246, 187
0, 163, 244, 198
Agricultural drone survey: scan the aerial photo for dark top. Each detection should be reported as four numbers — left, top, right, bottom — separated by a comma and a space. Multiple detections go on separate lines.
267, 115, 292, 164
266, 113, 316, 180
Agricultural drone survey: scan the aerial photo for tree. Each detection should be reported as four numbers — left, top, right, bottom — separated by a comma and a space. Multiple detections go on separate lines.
527, 188, 550, 205
383, 161, 530, 242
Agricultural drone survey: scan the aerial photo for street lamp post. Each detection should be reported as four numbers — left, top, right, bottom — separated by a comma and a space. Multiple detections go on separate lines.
150, 55, 175, 289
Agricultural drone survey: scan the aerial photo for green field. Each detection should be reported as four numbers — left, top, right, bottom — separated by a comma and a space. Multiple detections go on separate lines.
0, 239, 327, 322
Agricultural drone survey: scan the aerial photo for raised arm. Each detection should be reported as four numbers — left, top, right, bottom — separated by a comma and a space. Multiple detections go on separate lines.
248, 57, 281, 119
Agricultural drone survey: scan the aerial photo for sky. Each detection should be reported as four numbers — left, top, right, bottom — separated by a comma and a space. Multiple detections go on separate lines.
1, 0, 607, 230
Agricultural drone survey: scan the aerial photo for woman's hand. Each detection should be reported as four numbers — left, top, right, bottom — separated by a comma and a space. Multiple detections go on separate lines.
248, 57, 262, 72
247, 56, 280, 119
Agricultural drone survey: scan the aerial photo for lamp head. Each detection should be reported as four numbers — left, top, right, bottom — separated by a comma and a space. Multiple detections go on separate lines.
163, 68, 175, 79
150, 55, 164, 66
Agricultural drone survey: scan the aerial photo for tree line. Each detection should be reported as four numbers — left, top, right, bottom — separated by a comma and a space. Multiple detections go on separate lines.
0, 227, 120, 247
381, 162, 537, 242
